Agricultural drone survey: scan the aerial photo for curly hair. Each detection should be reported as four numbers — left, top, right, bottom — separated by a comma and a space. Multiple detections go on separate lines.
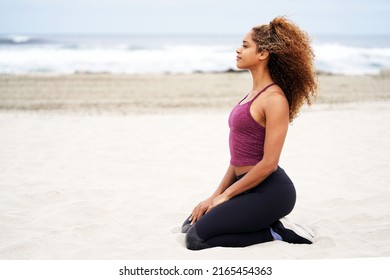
252, 16, 318, 121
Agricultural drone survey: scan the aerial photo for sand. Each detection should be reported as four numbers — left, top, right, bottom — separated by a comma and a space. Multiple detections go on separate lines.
1, 72, 390, 113
0, 72, 390, 260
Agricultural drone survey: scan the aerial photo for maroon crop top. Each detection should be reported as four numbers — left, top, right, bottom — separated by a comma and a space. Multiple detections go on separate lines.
228, 83, 276, 166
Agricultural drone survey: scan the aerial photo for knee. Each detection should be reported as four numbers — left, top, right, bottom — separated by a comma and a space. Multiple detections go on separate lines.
185, 226, 210, 250
181, 218, 191, 233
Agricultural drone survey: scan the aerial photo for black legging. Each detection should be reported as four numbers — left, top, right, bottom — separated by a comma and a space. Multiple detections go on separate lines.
184, 166, 296, 248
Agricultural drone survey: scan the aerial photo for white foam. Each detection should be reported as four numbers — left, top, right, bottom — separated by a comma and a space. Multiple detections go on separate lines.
9, 35, 32, 44
0, 35, 389, 75
0, 45, 236, 74
314, 43, 390, 75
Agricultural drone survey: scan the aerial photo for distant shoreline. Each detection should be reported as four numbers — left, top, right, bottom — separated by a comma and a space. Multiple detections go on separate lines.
1, 67, 389, 76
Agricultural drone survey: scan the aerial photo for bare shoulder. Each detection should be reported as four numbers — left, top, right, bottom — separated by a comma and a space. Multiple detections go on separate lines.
260, 87, 289, 126
263, 86, 289, 110
251, 85, 289, 125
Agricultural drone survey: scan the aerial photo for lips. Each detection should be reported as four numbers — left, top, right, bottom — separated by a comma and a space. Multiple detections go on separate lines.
236, 56, 241, 61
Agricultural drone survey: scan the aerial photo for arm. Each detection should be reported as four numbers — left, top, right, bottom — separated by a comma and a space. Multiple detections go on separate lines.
210, 164, 237, 198
190, 164, 236, 224
207, 93, 290, 210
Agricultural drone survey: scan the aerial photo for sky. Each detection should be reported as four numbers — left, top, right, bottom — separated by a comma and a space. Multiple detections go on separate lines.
1, 0, 390, 36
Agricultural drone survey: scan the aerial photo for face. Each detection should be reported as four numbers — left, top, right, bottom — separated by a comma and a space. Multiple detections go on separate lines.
236, 31, 268, 70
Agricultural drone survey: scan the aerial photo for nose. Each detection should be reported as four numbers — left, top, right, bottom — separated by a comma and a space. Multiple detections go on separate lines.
236, 46, 242, 54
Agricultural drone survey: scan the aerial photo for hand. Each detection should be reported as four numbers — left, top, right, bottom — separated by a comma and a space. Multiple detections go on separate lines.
189, 197, 213, 225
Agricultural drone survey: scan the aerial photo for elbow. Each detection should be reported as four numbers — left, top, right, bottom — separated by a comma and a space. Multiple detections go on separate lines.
261, 158, 279, 175
267, 164, 279, 175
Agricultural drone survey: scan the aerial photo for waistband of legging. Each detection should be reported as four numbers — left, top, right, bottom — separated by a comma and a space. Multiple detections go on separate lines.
235, 173, 247, 181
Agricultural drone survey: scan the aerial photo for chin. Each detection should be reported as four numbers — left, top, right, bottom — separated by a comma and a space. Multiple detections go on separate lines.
236, 61, 249, 70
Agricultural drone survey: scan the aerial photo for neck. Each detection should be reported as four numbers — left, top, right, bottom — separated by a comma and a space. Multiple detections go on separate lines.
250, 66, 274, 93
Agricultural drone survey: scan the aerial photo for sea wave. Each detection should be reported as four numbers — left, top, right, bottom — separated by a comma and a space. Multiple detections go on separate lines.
0, 34, 389, 75
0, 35, 47, 45
314, 43, 390, 75
0, 45, 234, 74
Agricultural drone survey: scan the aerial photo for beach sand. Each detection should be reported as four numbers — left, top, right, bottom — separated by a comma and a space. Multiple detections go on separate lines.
0, 73, 389, 259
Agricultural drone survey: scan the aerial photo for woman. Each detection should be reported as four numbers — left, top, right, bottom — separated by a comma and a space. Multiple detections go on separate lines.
181, 16, 317, 250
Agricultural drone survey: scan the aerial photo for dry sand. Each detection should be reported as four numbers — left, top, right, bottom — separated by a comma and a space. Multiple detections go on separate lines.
0, 72, 389, 259
1, 72, 390, 113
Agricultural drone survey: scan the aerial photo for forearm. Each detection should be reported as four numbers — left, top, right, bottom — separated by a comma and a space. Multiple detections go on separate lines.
210, 164, 237, 198
223, 160, 277, 199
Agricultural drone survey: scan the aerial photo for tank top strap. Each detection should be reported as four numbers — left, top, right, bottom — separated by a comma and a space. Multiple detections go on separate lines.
249, 82, 276, 104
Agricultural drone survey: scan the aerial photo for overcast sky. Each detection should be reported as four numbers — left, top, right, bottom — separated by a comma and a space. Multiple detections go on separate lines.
1, 0, 389, 35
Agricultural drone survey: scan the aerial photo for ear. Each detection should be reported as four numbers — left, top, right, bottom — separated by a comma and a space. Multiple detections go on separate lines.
257, 50, 270, 61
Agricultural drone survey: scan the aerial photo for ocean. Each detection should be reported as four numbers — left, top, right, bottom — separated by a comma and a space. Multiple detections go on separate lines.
0, 33, 389, 75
